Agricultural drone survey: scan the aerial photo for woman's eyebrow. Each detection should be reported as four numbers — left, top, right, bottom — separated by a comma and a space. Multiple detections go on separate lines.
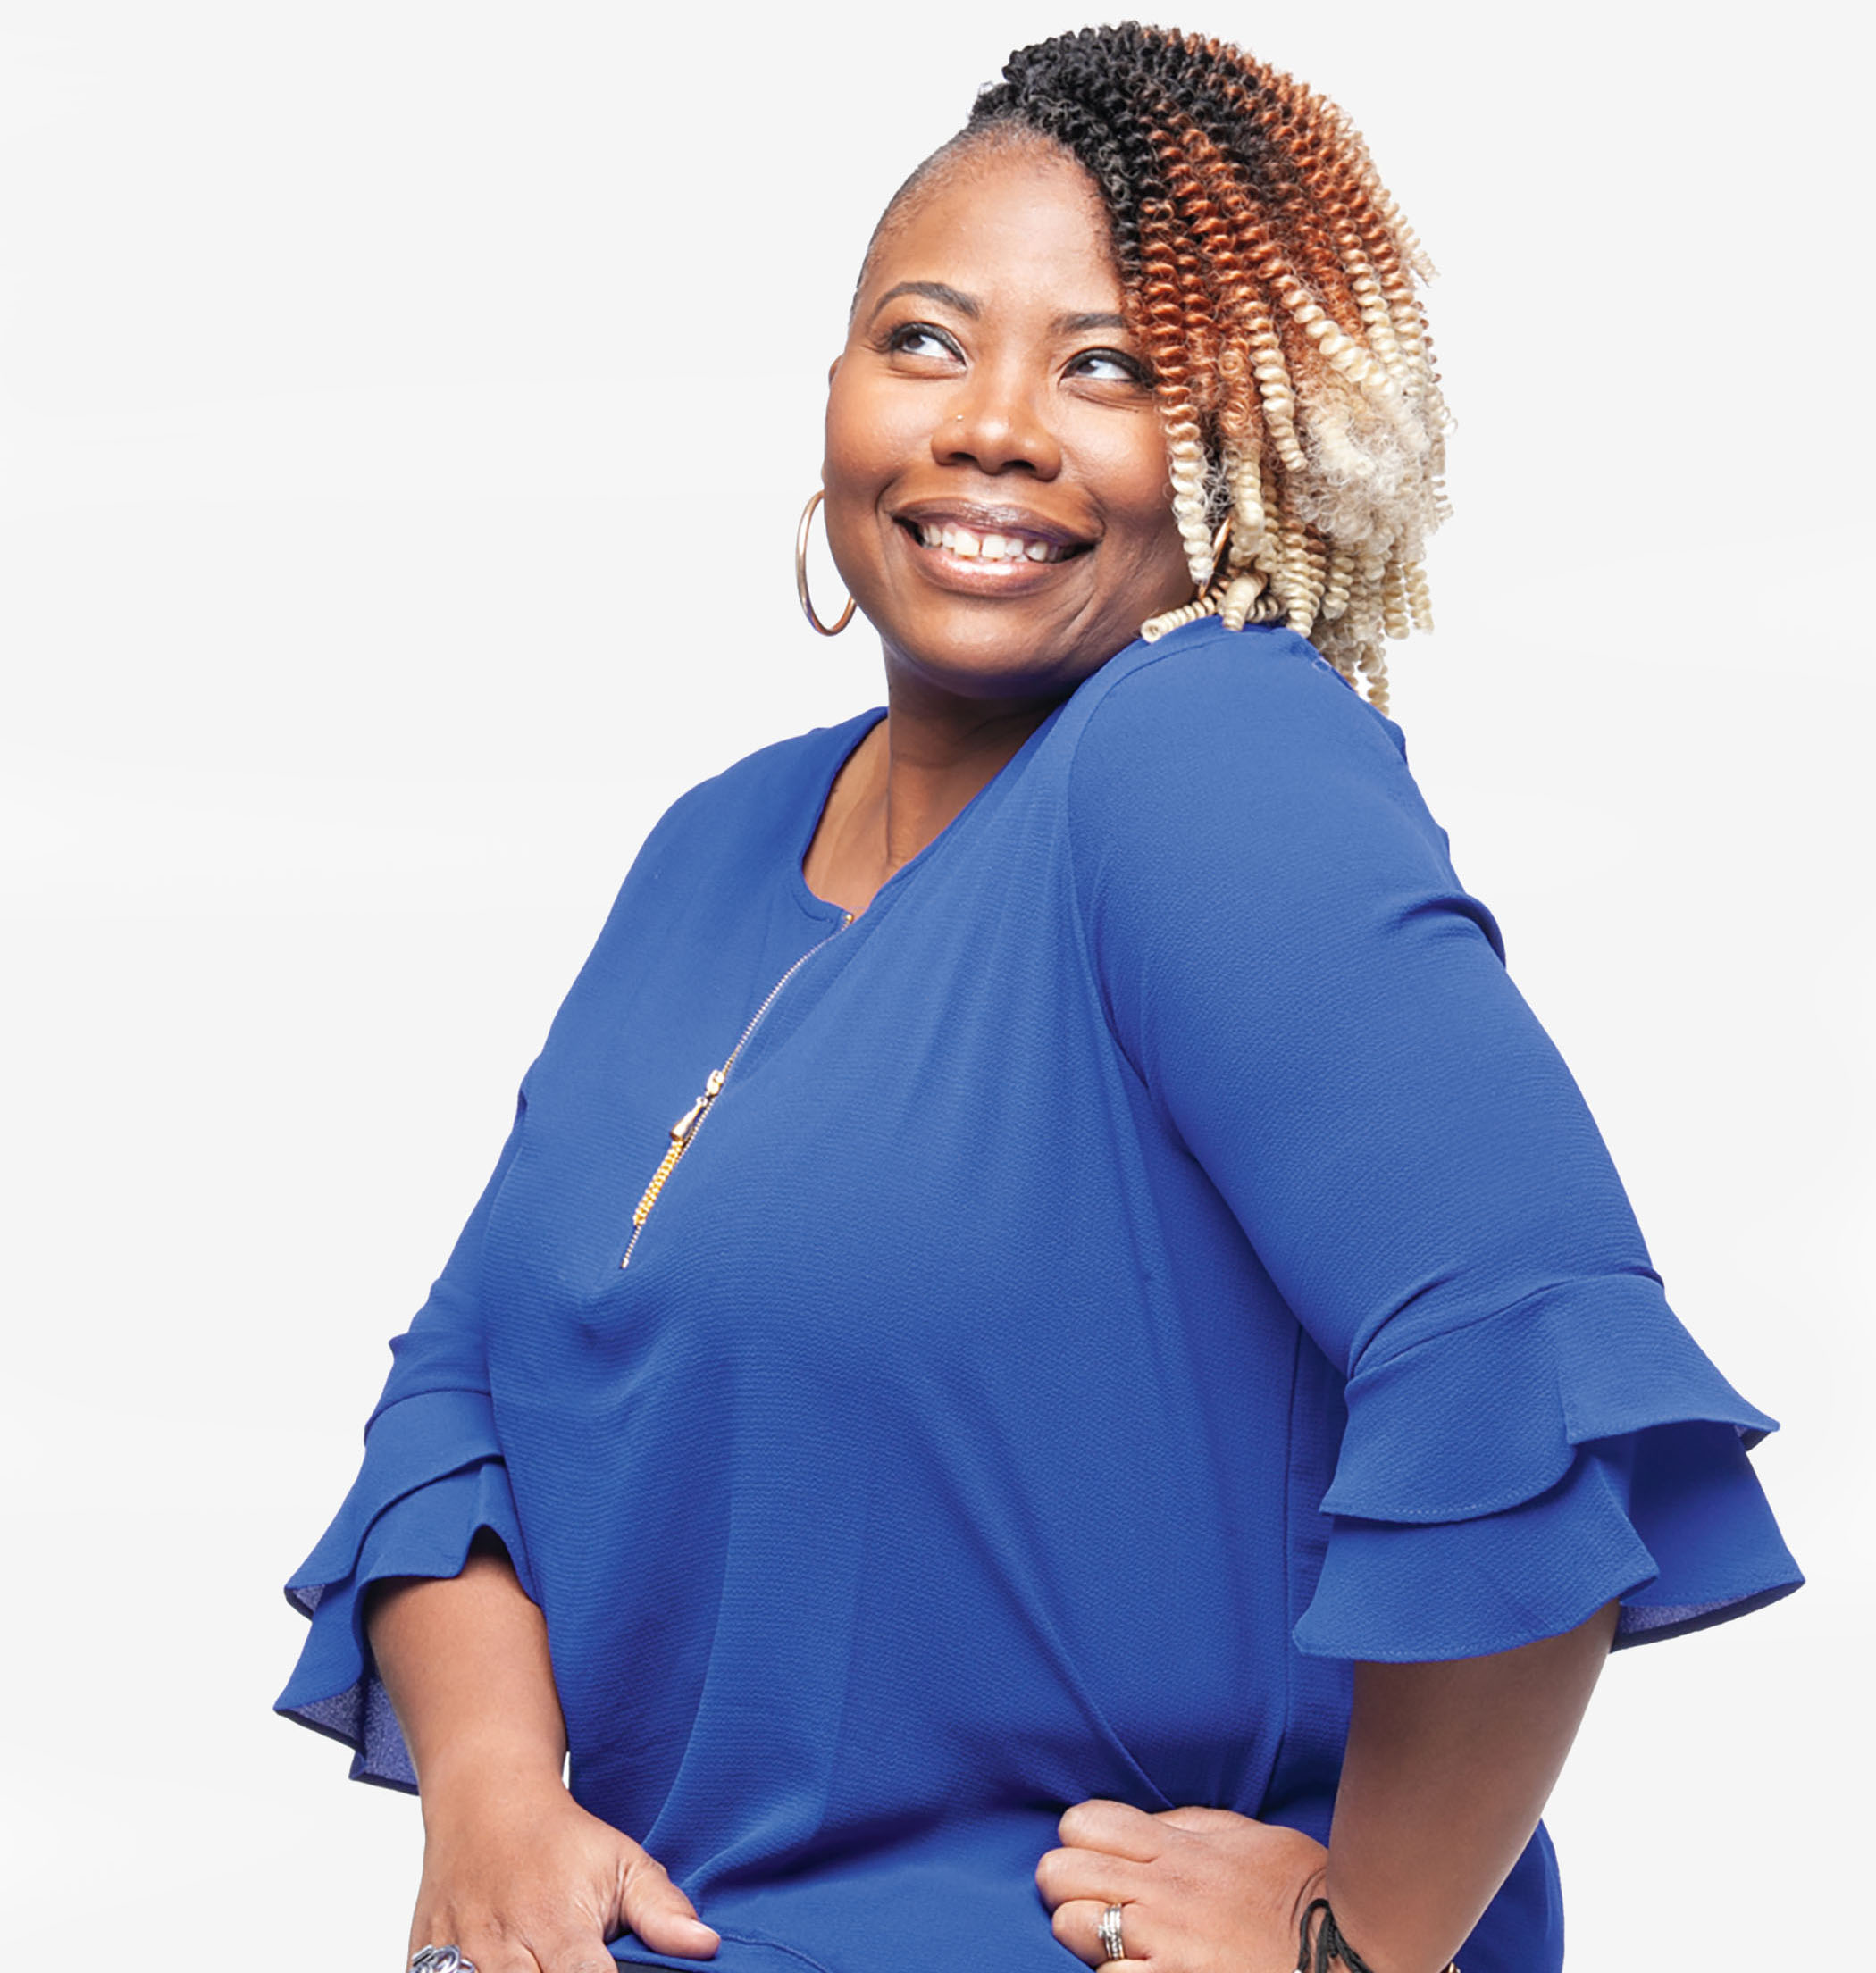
868, 280, 980, 324
866, 286, 1128, 339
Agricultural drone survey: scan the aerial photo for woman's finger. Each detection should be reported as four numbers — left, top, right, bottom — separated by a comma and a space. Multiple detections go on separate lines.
1058, 1797, 1166, 1861
1152, 1803, 1256, 1837
1050, 1894, 1158, 1969
412, 1902, 628, 1973
529, 1926, 627, 1973
1036, 1844, 1148, 1911
616, 1850, 721, 1960
406, 1916, 547, 1973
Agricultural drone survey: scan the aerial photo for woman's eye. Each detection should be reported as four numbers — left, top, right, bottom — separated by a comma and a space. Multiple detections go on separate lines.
1070, 348, 1148, 384
886, 322, 962, 362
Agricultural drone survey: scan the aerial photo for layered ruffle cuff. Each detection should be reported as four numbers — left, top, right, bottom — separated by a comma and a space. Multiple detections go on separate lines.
1293, 1276, 1803, 1661
276, 1389, 537, 1791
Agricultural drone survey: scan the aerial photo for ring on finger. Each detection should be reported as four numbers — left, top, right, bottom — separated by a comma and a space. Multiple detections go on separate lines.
1098, 1902, 1126, 1964
410, 1951, 478, 1973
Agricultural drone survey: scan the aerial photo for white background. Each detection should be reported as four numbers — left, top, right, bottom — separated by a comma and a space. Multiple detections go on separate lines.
3, 1, 1868, 1961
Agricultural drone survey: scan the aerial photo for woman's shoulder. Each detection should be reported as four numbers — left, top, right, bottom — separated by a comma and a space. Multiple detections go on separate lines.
1057, 621, 1430, 869
1052, 618, 1482, 954
632, 706, 883, 870
1066, 620, 1410, 785
568, 707, 880, 984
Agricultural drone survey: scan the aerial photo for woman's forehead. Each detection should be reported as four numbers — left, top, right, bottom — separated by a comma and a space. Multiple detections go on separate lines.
856, 146, 1122, 323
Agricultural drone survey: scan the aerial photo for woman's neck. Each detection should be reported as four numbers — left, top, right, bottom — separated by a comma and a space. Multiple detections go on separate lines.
801, 683, 1058, 919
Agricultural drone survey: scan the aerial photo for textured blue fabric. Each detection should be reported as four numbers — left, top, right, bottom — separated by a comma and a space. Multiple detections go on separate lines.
279, 621, 1800, 1971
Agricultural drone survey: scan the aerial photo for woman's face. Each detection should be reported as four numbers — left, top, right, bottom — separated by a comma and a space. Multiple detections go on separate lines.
823, 142, 1193, 707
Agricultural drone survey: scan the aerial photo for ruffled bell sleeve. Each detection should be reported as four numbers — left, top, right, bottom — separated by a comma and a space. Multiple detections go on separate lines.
1066, 631, 1801, 1659
276, 1092, 538, 1790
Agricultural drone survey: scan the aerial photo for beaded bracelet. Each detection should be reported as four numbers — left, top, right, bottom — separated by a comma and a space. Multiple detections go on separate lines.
1297, 1897, 1460, 1973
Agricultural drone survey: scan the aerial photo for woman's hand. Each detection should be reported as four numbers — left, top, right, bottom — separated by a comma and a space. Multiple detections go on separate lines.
407, 1769, 719, 1973
1037, 1799, 1325, 1973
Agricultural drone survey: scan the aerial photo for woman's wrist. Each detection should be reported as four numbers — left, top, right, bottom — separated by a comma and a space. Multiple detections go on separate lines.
414, 1732, 569, 1819
1306, 1879, 1458, 1973
1316, 1872, 1389, 1970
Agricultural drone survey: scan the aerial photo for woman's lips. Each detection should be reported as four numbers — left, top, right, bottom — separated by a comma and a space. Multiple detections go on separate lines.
893, 514, 1093, 591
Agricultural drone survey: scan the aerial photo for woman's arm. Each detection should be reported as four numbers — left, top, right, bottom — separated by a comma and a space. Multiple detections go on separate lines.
1037, 1598, 1618, 1973
1322, 1599, 1618, 1969
365, 1532, 719, 1973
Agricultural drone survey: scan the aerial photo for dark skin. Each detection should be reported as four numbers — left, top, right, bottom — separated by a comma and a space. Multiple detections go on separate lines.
366, 142, 1621, 1973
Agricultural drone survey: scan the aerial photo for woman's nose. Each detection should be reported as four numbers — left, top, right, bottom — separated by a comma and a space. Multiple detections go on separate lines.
935, 369, 1063, 478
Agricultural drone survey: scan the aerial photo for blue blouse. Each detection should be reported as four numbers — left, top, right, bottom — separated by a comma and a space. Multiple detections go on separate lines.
279, 621, 1800, 1973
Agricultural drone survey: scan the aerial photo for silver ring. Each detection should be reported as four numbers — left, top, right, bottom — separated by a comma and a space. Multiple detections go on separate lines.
1098, 1902, 1126, 1964
410, 1951, 477, 1973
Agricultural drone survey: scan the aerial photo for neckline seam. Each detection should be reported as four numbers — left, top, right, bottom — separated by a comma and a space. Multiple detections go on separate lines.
788, 707, 888, 924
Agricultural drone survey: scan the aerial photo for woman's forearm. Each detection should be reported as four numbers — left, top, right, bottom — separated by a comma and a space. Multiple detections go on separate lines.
364, 1529, 568, 1805
1322, 1599, 1620, 1972
363, 1532, 723, 1962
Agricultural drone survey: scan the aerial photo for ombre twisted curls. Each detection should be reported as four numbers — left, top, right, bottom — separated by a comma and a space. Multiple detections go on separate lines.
886, 25, 1450, 712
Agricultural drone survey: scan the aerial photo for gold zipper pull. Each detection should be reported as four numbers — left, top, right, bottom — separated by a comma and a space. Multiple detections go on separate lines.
667, 1070, 723, 1148
624, 1066, 729, 1264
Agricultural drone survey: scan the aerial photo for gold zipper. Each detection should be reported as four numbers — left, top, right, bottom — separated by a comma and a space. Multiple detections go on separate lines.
621, 916, 851, 1268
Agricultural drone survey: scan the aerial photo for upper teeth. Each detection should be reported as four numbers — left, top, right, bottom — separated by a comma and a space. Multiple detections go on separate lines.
916, 522, 1068, 563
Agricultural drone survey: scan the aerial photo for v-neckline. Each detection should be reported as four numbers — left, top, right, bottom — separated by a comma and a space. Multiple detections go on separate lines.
786, 702, 1067, 925
788, 709, 887, 924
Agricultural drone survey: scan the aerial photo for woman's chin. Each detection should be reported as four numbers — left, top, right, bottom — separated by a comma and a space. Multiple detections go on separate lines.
842, 518, 1195, 704
873, 613, 1131, 707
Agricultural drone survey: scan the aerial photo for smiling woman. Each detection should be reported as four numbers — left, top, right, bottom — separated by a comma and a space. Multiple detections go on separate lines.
277, 25, 1799, 1973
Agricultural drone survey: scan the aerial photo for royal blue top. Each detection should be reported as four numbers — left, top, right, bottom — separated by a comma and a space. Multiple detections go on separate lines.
279, 621, 1800, 1973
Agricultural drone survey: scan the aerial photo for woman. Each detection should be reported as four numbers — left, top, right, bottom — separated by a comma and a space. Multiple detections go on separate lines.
279, 27, 1800, 1973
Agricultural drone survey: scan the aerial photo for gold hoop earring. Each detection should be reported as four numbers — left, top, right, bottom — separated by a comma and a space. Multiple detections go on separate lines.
796, 489, 856, 636
1204, 513, 1233, 591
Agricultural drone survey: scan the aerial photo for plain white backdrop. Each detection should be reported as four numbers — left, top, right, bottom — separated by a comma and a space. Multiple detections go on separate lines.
3, 1, 1868, 1960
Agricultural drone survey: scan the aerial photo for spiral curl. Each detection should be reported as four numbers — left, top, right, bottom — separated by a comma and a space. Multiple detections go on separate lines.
873, 25, 1450, 715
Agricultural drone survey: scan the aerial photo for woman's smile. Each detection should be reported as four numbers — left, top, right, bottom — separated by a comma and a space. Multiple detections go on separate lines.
892, 498, 1094, 590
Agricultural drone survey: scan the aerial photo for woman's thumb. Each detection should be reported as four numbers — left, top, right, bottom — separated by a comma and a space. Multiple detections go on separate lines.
618, 1851, 719, 1960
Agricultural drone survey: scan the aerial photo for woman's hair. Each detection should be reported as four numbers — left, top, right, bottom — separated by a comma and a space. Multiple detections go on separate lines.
873, 24, 1448, 711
